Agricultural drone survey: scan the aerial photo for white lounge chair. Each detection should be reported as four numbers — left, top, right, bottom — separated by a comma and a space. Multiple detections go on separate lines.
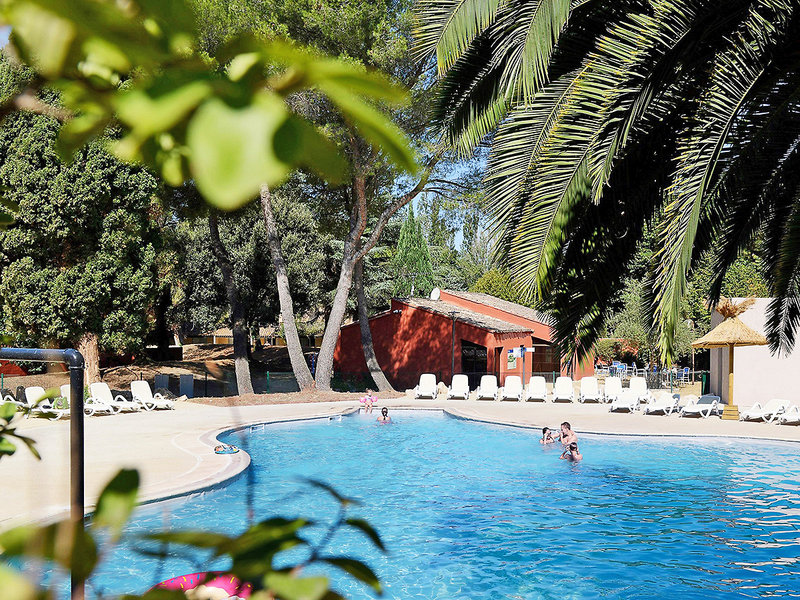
579, 377, 602, 403
413, 373, 438, 400
1, 389, 25, 411
131, 380, 175, 410
475, 375, 498, 401
643, 392, 679, 416
680, 394, 720, 418
446, 375, 469, 400
61, 384, 115, 416
629, 376, 652, 404
603, 376, 622, 404
609, 389, 638, 412
499, 376, 523, 401
739, 398, 791, 423
89, 382, 142, 412
552, 377, 574, 402
778, 405, 800, 425
25, 386, 69, 420
525, 376, 547, 402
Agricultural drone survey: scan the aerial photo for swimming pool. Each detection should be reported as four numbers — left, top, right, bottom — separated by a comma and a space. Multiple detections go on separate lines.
89, 410, 800, 598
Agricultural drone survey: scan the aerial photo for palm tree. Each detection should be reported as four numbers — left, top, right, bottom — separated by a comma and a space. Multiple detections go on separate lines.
416, 0, 800, 361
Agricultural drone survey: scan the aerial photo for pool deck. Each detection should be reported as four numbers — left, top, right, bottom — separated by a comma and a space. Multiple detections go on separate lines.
3, 397, 800, 529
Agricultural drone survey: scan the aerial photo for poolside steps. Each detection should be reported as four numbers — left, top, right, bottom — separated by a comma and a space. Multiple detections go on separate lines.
721, 404, 740, 420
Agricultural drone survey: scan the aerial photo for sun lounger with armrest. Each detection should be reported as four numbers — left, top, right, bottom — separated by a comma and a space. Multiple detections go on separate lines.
499, 376, 523, 401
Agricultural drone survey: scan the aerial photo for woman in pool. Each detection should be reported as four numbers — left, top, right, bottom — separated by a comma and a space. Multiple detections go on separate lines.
560, 442, 582, 462
540, 427, 555, 444
377, 407, 392, 423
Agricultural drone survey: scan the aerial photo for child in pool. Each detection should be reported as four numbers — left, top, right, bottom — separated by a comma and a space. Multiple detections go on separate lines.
560, 442, 582, 462
360, 389, 376, 412
540, 427, 555, 444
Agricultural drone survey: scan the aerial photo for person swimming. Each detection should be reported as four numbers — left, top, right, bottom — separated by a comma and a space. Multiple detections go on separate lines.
557, 422, 577, 447
560, 442, 582, 462
376, 406, 392, 423
540, 427, 555, 445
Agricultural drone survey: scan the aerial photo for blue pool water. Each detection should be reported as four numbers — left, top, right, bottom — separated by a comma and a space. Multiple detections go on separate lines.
83, 410, 800, 598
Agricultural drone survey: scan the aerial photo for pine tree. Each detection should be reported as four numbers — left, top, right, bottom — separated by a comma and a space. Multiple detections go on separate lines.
392, 206, 434, 297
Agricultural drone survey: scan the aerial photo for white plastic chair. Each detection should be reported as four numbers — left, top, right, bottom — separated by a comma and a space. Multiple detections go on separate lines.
446, 375, 469, 400
525, 376, 547, 402
413, 373, 438, 400
778, 405, 800, 425
552, 377, 574, 402
579, 377, 602, 403
89, 382, 142, 412
499, 376, 523, 401
609, 389, 638, 412
643, 392, 680, 415
603, 376, 623, 404
131, 380, 175, 410
63, 383, 115, 416
475, 375, 498, 401
680, 394, 720, 418
739, 398, 791, 423
629, 376, 651, 404
25, 386, 69, 420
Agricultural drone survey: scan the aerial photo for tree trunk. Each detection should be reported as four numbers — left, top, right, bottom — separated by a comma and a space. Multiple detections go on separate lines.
354, 259, 394, 392
153, 287, 171, 360
78, 332, 100, 385
208, 211, 254, 396
259, 184, 315, 390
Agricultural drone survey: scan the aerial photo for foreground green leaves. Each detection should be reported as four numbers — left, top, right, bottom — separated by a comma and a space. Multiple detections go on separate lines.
0, 0, 417, 210
0, 469, 385, 599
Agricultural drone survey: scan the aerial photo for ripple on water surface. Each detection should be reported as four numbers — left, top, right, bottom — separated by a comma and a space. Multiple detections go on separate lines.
86, 410, 800, 599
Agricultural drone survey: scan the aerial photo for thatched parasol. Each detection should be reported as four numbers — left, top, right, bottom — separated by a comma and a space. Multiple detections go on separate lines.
692, 297, 767, 408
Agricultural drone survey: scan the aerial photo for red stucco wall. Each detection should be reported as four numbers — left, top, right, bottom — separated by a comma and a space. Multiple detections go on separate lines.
333, 297, 573, 388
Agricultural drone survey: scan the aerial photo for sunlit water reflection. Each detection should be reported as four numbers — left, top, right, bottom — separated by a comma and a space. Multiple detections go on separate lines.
82, 411, 800, 598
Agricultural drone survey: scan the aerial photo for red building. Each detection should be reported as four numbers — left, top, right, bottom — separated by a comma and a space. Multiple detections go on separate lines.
334, 290, 592, 389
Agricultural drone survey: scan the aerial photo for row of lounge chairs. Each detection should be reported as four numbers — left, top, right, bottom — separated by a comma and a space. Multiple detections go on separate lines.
0, 381, 174, 420
413, 374, 647, 403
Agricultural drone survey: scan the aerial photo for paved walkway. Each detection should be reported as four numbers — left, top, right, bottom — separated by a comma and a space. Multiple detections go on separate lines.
3, 398, 800, 529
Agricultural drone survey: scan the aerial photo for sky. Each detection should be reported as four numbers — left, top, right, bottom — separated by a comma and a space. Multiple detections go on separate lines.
1, 27, 8, 46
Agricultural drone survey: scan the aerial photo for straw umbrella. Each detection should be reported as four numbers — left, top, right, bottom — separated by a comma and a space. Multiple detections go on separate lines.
691, 297, 767, 411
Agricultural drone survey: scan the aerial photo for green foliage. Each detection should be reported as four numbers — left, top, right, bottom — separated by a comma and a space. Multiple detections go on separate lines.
469, 269, 531, 306
0, 0, 416, 211
0, 403, 39, 460
0, 93, 160, 354
423, 0, 800, 361
604, 279, 693, 365
171, 189, 327, 333
392, 205, 434, 296
0, 469, 385, 600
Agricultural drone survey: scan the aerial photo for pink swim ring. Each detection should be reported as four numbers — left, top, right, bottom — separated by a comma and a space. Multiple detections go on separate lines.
151, 571, 252, 597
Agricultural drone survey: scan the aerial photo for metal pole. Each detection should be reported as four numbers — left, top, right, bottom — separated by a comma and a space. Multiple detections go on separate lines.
0, 347, 84, 600
68, 353, 85, 600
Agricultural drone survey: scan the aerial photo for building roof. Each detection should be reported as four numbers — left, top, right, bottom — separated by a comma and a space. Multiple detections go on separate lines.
441, 290, 551, 325
692, 317, 768, 349
403, 297, 534, 335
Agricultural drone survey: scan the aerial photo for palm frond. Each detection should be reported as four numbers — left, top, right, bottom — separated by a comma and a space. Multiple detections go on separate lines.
653, 0, 797, 361
415, 0, 505, 73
